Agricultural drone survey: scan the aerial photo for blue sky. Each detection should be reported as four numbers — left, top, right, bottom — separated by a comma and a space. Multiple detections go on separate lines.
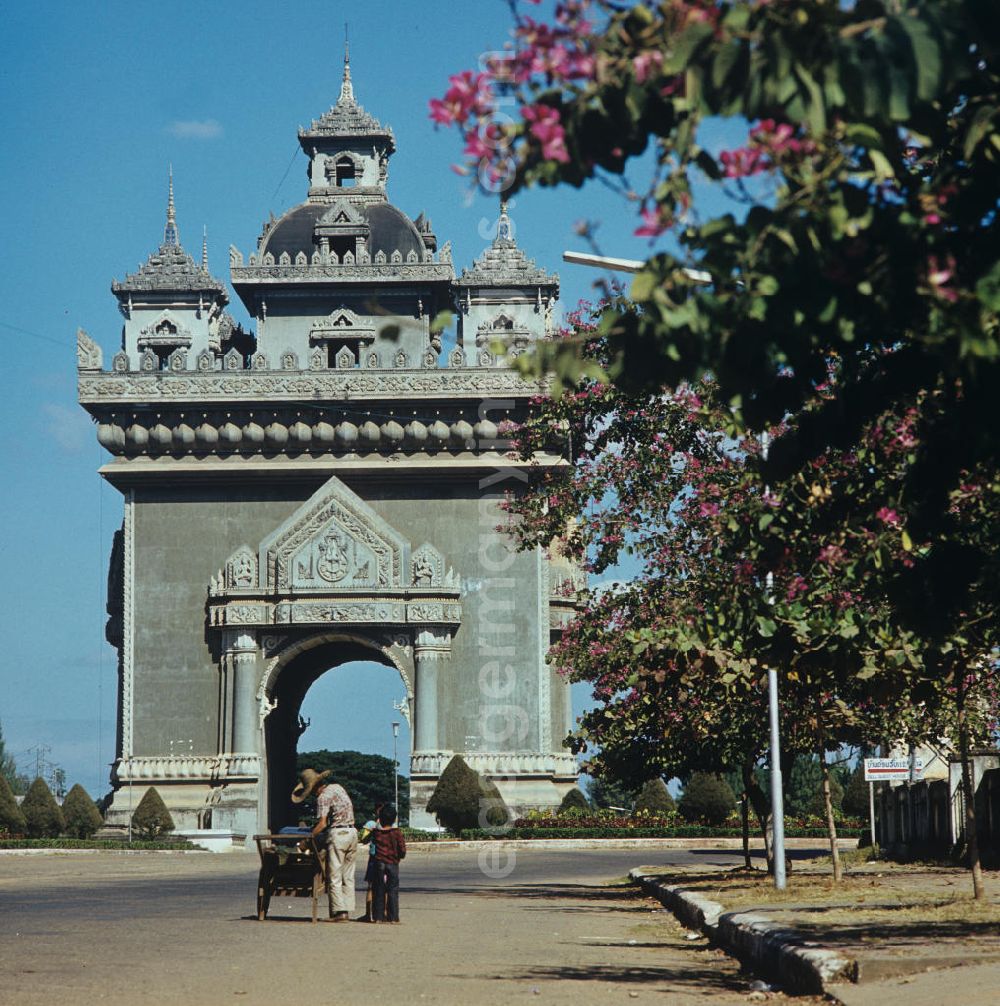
2, 1, 696, 796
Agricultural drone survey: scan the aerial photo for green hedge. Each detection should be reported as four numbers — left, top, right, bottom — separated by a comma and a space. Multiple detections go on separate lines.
0, 838, 195, 851
457, 826, 863, 840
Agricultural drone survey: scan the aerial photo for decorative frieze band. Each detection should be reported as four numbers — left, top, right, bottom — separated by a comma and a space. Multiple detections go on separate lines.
79, 368, 543, 405
113, 754, 261, 783
410, 751, 578, 778
208, 597, 462, 628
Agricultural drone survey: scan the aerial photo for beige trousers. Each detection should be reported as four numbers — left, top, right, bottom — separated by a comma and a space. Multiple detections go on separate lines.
326, 826, 358, 916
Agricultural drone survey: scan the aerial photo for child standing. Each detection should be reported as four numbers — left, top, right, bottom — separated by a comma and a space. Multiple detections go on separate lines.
371, 802, 406, 923
359, 805, 382, 922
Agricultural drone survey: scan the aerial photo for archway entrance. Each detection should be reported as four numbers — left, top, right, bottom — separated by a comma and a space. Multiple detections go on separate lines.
264, 637, 411, 830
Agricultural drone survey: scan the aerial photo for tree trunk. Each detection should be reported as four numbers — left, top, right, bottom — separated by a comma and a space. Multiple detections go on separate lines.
740, 761, 752, 869
746, 772, 772, 873
819, 746, 842, 883
956, 674, 985, 901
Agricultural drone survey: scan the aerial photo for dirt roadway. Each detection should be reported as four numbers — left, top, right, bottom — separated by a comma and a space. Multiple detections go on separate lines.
0, 846, 827, 1006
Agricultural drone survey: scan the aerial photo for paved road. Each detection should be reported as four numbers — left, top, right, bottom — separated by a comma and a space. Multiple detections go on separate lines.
0, 846, 825, 1005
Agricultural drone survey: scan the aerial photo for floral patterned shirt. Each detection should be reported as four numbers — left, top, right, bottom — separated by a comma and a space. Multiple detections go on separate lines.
316, 783, 354, 828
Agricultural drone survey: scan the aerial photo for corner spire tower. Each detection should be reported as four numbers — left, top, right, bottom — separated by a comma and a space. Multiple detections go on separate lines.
164, 167, 179, 247
339, 37, 354, 104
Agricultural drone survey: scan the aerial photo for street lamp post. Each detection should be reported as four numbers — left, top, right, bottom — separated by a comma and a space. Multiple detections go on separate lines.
392, 721, 400, 813
760, 431, 788, 889
563, 248, 788, 888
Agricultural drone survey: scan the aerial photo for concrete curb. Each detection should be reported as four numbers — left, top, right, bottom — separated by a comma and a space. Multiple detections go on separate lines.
1, 836, 855, 855
406, 836, 858, 852
630, 869, 855, 996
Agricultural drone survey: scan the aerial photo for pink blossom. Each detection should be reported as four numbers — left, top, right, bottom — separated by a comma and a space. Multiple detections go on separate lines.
719, 146, 765, 178
522, 103, 571, 163
633, 50, 664, 83
817, 544, 845, 567
699, 502, 720, 517
926, 255, 958, 302
876, 506, 900, 526
634, 206, 670, 238
429, 71, 493, 127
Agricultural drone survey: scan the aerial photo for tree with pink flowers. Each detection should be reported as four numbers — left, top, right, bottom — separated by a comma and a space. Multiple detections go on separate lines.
432, 2, 1000, 896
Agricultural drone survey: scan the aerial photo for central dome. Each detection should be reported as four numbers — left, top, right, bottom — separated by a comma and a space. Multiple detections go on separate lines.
262, 201, 425, 261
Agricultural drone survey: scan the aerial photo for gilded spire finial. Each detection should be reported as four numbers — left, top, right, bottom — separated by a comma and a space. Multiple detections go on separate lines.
202, 226, 208, 269
339, 26, 354, 103
164, 166, 179, 246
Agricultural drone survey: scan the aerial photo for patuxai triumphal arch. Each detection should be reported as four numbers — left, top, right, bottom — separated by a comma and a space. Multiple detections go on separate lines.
77, 52, 583, 835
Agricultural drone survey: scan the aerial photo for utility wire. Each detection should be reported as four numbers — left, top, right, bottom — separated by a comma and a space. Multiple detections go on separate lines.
0, 320, 74, 348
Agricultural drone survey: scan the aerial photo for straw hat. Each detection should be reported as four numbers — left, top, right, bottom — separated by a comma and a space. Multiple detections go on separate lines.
290, 768, 331, 804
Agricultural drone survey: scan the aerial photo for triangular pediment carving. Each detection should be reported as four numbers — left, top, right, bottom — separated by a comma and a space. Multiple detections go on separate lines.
259, 475, 409, 592
315, 199, 368, 236
309, 305, 376, 342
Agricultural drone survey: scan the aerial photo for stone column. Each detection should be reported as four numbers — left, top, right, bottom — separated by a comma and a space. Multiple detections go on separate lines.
226, 631, 259, 755
413, 629, 450, 752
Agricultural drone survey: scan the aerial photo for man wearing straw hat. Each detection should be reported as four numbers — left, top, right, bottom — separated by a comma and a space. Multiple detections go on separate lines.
292, 768, 358, 922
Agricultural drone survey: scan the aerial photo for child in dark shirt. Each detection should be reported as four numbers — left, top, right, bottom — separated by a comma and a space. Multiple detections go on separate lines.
371, 802, 406, 923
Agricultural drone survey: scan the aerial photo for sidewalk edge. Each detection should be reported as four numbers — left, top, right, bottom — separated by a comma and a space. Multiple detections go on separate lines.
630, 868, 856, 996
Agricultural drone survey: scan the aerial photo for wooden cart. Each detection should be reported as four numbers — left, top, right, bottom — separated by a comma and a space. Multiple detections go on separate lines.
254, 834, 328, 923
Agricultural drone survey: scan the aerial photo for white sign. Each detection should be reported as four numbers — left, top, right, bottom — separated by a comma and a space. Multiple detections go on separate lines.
864, 757, 924, 782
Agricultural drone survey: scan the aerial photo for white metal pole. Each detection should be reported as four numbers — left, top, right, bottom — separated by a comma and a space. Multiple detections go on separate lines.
127, 758, 133, 844
761, 431, 787, 889
392, 722, 400, 814
869, 780, 877, 848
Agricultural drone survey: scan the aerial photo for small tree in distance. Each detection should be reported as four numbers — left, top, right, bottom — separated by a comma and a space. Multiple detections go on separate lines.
131, 787, 174, 840
558, 786, 591, 816
62, 784, 103, 839
21, 777, 64, 838
678, 773, 737, 827
635, 778, 676, 816
0, 774, 26, 836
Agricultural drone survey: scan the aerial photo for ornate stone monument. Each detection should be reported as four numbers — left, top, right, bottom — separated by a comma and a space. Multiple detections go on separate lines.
79, 49, 583, 835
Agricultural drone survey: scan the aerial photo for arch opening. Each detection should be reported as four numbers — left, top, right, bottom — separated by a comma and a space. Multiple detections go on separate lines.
264, 637, 411, 830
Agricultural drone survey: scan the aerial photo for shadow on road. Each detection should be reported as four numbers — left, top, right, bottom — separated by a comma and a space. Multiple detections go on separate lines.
500, 961, 747, 992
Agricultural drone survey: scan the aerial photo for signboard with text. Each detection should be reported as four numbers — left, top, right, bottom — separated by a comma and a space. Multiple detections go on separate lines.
864, 757, 924, 782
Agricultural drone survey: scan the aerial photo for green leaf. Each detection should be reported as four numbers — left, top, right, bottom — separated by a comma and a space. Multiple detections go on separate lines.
892, 15, 941, 103
793, 62, 826, 134
901, 529, 913, 551
429, 310, 453, 336
756, 616, 776, 638
953, 103, 993, 160
631, 271, 658, 302
868, 149, 895, 180
711, 39, 741, 91
758, 513, 774, 531
975, 261, 1000, 311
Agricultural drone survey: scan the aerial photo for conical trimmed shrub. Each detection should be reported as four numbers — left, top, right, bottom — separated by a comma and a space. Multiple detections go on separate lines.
425, 755, 511, 834
558, 786, 591, 815
678, 772, 736, 826
0, 774, 25, 836
62, 784, 104, 839
21, 777, 65, 838
131, 787, 174, 840
635, 777, 676, 815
